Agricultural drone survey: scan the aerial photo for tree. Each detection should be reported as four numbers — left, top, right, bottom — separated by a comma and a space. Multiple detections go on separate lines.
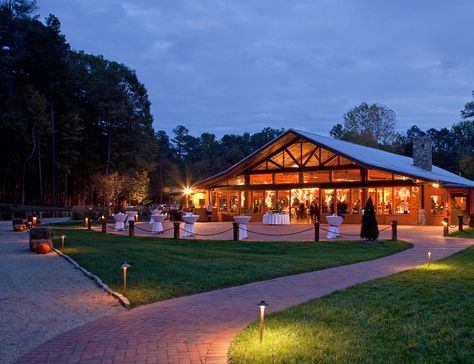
360, 197, 379, 241
460, 90, 474, 121
127, 170, 150, 205
330, 103, 399, 148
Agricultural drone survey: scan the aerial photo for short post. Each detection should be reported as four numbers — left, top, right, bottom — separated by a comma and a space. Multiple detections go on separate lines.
258, 300, 269, 342
61, 234, 65, 249
458, 215, 463, 231
391, 220, 398, 241
101, 219, 107, 233
314, 221, 320, 242
87, 217, 92, 230
121, 261, 131, 290
129, 220, 135, 236
443, 218, 449, 237
233, 222, 239, 241
173, 221, 180, 240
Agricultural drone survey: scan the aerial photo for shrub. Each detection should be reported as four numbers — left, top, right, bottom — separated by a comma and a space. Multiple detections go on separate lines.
361, 197, 379, 241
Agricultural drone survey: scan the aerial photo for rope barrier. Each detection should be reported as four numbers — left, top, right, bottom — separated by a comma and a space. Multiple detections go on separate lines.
448, 224, 458, 229
245, 226, 314, 237
178, 226, 234, 237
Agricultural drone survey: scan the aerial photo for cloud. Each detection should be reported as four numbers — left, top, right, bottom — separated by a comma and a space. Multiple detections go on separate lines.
38, 0, 474, 136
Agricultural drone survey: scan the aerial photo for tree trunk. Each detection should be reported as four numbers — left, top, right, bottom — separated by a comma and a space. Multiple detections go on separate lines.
64, 171, 68, 207
50, 102, 56, 205
37, 136, 43, 205
22, 125, 36, 205
105, 132, 111, 175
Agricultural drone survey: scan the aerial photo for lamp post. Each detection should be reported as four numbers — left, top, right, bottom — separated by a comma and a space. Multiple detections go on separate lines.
443, 218, 449, 236
121, 261, 131, 290
427, 251, 432, 266
61, 234, 65, 249
258, 300, 269, 342
32, 216, 37, 226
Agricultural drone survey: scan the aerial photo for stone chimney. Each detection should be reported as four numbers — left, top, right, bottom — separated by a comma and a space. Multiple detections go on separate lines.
413, 135, 432, 171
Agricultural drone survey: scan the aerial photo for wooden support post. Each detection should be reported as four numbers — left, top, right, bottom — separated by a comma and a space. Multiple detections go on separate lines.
443, 218, 449, 237
233, 222, 239, 241
173, 221, 180, 240
101, 219, 107, 233
458, 215, 463, 231
314, 221, 320, 242
129, 220, 134, 236
391, 220, 398, 241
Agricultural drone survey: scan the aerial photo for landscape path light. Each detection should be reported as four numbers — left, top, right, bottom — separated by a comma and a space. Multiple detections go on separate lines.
121, 261, 131, 291
258, 300, 269, 342
61, 234, 65, 249
427, 251, 432, 266
32, 216, 37, 226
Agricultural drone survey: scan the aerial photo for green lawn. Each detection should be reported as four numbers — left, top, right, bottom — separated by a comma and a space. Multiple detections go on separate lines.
52, 229, 410, 307
451, 227, 474, 239
230, 246, 474, 363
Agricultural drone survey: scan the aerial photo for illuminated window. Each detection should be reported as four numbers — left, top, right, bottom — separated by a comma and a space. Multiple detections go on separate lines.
368, 169, 393, 180
274, 172, 299, 184
251, 191, 264, 213
351, 189, 363, 214
228, 176, 245, 185
229, 191, 239, 213
394, 187, 411, 214
430, 195, 445, 216
322, 189, 334, 214
303, 171, 330, 183
249, 174, 273, 184
332, 169, 361, 182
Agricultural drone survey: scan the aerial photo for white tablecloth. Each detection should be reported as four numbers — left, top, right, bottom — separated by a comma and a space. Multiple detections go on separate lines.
181, 215, 199, 237
262, 213, 290, 225
233, 216, 251, 239
126, 211, 137, 223
149, 210, 163, 223
151, 214, 166, 233
113, 214, 127, 230
326, 215, 344, 239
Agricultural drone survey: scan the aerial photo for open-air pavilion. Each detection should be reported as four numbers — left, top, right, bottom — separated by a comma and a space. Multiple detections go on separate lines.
191, 129, 474, 225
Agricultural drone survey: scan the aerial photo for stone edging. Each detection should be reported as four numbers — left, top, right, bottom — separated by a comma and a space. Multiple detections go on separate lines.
53, 248, 130, 309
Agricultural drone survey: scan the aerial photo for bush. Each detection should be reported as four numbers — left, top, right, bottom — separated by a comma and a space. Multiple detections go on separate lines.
361, 197, 379, 241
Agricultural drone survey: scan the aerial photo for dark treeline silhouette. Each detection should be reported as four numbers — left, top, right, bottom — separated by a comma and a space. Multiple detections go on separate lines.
1, 1, 473, 211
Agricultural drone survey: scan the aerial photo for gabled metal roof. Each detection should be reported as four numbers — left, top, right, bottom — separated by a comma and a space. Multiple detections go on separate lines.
195, 129, 474, 189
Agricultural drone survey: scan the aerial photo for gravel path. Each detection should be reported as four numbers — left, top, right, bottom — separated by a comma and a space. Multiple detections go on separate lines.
0, 220, 124, 364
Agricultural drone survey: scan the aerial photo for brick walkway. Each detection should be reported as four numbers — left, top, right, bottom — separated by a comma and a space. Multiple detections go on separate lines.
18, 226, 472, 364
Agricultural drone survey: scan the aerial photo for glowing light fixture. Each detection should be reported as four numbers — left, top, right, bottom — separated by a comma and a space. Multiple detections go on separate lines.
427, 251, 432, 265
121, 261, 131, 290
432, 183, 440, 188
258, 300, 269, 342
183, 187, 192, 195
61, 234, 65, 249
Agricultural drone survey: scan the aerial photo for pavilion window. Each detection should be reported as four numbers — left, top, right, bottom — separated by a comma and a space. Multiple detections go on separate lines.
336, 189, 350, 214
211, 192, 217, 207
227, 176, 245, 185
229, 191, 240, 213
249, 174, 273, 185
251, 191, 264, 213
218, 191, 228, 212
332, 169, 361, 182
265, 191, 277, 211
368, 169, 393, 180
322, 189, 335, 214
277, 190, 291, 212
275, 172, 299, 184
383, 188, 393, 214
303, 171, 330, 183
430, 194, 445, 216
394, 187, 411, 214
351, 188, 363, 214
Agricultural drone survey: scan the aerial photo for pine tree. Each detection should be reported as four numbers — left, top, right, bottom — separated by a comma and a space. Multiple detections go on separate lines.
360, 197, 379, 241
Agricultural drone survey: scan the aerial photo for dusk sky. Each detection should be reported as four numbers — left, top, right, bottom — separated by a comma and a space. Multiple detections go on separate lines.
38, 0, 474, 137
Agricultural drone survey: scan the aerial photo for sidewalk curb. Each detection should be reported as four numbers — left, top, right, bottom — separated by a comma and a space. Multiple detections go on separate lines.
53, 248, 131, 309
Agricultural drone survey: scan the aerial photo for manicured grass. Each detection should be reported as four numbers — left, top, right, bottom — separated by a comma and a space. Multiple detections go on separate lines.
52, 229, 410, 307
230, 246, 474, 363
451, 227, 474, 239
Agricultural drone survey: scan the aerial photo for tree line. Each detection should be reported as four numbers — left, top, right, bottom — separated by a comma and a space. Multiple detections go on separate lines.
1, 1, 473, 210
